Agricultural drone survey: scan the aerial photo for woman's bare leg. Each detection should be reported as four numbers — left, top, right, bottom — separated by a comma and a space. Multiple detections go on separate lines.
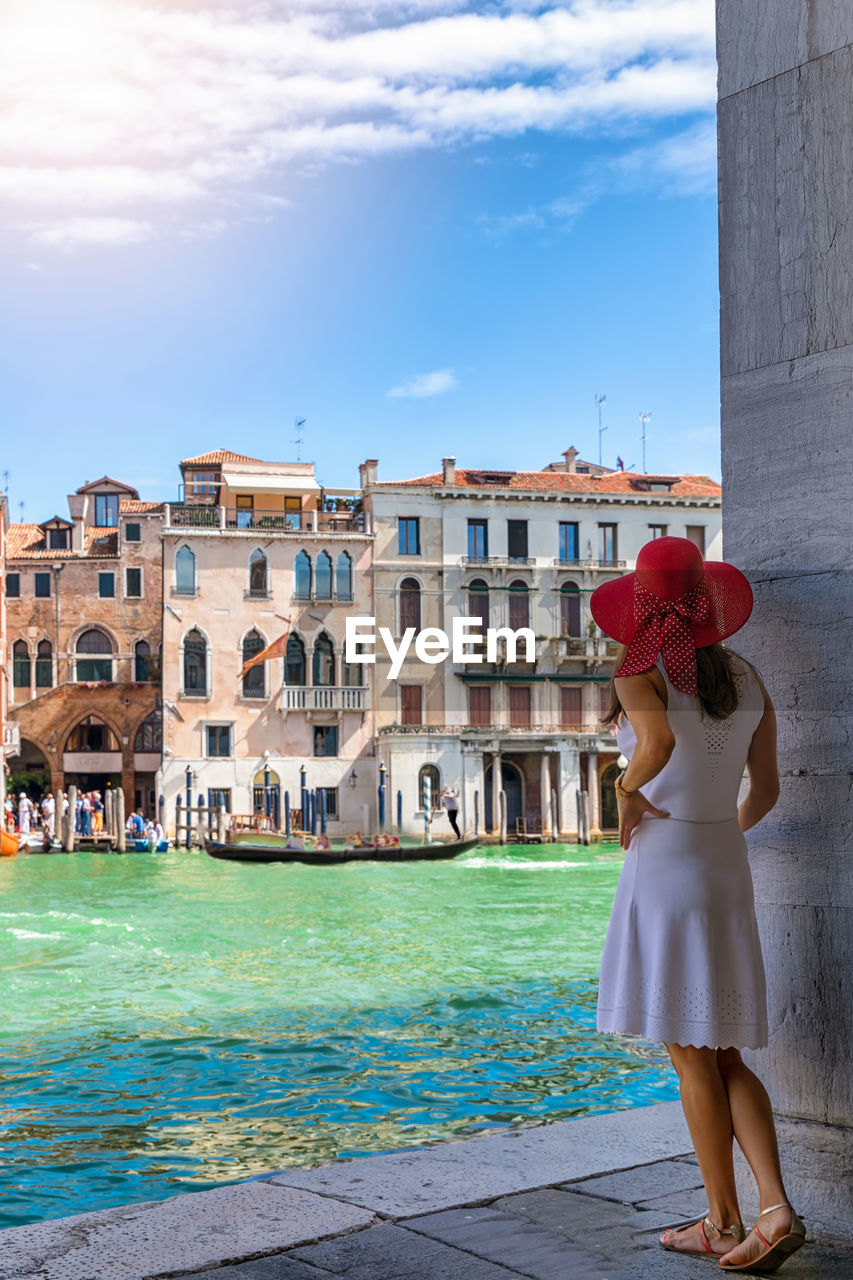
714, 1048, 795, 1268
663, 1044, 742, 1255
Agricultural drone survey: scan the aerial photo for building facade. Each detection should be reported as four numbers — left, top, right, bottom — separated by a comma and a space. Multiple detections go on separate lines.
0, 494, 11, 813
5, 478, 163, 814
363, 449, 722, 841
159, 451, 376, 835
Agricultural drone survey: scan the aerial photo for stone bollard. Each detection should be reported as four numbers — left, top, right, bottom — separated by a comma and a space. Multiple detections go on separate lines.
64, 785, 77, 852
55, 789, 64, 842
115, 789, 126, 853
104, 789, 114, 844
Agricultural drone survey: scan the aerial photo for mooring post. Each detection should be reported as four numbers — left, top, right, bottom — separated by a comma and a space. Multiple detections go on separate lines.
396, 788, 403, 832
499, 789, 507, 844
115, 788, 126, 853
283, 790, 291, 835
64, 785, 78, 852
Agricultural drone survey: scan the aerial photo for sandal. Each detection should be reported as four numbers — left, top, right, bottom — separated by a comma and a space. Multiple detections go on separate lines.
719, 1202, 806, 1273
660, 1213, 746, 1257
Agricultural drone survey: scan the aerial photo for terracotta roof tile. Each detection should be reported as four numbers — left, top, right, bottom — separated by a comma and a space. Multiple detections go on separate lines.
120, 500, 164, 513
377, 469, 720, 499
181, 450, 262, 466
6, 524, 119, 559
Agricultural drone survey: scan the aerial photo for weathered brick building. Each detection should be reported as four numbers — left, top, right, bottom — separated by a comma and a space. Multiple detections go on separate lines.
5, 477, 163, 814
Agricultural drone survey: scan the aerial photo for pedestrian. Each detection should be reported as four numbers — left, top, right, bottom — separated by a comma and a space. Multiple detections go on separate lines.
591, 537, 806, 1272
439, 786, 461, 839
80, 792, 92, 837
18, 793, 31, 834
92, 792, 103, 832
42, 793, 56, 836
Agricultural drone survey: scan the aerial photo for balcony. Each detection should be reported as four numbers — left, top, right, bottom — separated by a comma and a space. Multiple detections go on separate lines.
180, 686, 209, 698
459, 555, 535, 567
281, 686, 369, 713
555, 637, 622, 660
552, 557, 627, 569
165, 505, 366, 533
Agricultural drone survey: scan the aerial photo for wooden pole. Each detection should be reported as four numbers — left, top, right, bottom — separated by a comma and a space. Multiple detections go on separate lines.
64, 785, 77, 852
115, 788, 126, 852
55, 789, 64, 842
216, 805, 225, 843
499, 789, 507, 844
105, 789, 114, 839
195, 800, 204, 848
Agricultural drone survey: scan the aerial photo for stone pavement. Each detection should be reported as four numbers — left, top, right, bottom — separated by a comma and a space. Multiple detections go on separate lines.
1, 1103, 849, 1280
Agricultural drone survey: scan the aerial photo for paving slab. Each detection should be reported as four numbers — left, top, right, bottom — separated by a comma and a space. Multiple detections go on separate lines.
287, 1221, 529, 1278
0, 1181, 376, 1280
561, 1158, 706, 1205
399, 1205, 611, 1280
267, 1102, 692, 1218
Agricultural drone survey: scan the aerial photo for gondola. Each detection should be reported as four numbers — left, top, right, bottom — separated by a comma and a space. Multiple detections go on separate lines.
203, 836, 481, 865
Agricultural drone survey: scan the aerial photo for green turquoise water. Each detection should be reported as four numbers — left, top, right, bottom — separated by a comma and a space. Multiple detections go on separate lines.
0, 843, 676, 1228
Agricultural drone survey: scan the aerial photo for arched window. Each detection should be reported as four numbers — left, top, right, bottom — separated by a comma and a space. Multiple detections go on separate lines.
508, 579, 530, 631
467, 578, 489, 631
315, 551, 333, 599
134, 711, 162, 753
249, 549, 267, 598
341, 659, 363, 687
294, 550, 311, 600
135, 640, 151, 682
175, 546, 196, 595
560, 581, 581, 637
13, 640, 30, 689
76, 629, 114, 682
36, 640, 53, 688
335, 551, 353, 600
285, 634, 306, 686
183, 628, 207, 696
66, 716, 120, 752
418, 764, 440, 812
312, 632, 335, 686
242, 629, 266, 697
399, 577, 421, 631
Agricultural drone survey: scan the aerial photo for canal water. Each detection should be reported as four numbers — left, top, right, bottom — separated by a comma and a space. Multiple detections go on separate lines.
0, 843, 677, 1229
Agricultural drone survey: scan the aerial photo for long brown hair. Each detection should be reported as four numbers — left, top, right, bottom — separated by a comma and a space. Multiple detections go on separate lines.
599, 642, 758, 728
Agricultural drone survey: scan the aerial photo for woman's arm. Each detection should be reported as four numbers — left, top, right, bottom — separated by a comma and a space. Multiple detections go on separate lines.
613, 670, 674, 849
739, 674, 780, 832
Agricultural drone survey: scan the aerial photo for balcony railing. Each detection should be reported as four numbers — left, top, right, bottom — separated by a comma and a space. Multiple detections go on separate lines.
181, 686, 209, 698
281, 686, 369, 713
459, 554, 534, 567
165, 505, 366, 533
552, 557, 627, 569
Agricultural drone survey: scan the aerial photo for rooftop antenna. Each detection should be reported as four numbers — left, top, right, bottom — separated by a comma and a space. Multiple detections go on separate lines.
293, 417, 306, 463
638, 411, 652, 472
595, 393, 607, 465
2, 470, 8, 495
18, 499, 25, 522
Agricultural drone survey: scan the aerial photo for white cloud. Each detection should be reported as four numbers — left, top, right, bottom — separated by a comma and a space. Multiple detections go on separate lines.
387, 368, 459, 398
0, 0, 717, 245
22, 217, 154, 248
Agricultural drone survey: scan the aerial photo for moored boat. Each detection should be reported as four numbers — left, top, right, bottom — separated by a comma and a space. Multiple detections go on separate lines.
204, 836, 481, 865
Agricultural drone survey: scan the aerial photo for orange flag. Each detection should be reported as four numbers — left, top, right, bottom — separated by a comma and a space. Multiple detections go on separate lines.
239, 631, 289, 679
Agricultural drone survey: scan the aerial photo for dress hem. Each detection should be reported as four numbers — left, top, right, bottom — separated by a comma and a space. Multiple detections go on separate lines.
597, 1007, 768, 1051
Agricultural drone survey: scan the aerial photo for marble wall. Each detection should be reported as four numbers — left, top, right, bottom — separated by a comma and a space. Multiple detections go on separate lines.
717, 0, 852, 1238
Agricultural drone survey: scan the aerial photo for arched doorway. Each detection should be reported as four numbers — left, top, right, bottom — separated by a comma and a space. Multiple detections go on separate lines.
600, 761, 620, 832
252, 768, 281, 819
6, 737, 51, 799
484, 760, 524, 834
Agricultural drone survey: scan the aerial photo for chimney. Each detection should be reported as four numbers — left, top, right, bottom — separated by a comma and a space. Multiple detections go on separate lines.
358, 458, 378, 489
562, 446, 579, 474
442, 456, 456, 485
67, 493, 88, 552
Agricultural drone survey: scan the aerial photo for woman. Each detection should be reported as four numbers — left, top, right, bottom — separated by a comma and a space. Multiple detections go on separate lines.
590, 537, 806, 1274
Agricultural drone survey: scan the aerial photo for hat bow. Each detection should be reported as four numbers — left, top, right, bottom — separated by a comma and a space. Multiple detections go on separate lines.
615, 580, 710, 695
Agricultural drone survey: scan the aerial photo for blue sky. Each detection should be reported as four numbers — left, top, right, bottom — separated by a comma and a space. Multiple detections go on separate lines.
0, 0, 720, 522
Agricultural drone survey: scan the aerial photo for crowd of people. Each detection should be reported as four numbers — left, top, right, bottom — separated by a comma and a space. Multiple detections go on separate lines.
3, 789, 110, 838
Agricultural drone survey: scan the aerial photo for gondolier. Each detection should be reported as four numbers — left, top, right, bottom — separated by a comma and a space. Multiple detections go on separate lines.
439, 786, 461, 839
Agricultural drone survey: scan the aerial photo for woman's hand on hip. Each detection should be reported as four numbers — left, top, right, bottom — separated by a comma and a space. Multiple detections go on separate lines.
618, 791, 670, 850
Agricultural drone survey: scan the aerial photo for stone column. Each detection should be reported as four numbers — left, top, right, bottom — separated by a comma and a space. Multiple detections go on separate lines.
490, 749, 502, 835
557, 743, 580, 840
717, 2, 853, 1238
539, 753, 552, 838
586, 750, 601, 841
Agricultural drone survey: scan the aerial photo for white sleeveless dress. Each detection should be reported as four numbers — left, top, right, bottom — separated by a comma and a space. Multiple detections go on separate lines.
596, 652, 769, 1049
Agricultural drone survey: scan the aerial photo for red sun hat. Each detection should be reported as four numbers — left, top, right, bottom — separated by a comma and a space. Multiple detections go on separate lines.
589, 536, 753, 696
